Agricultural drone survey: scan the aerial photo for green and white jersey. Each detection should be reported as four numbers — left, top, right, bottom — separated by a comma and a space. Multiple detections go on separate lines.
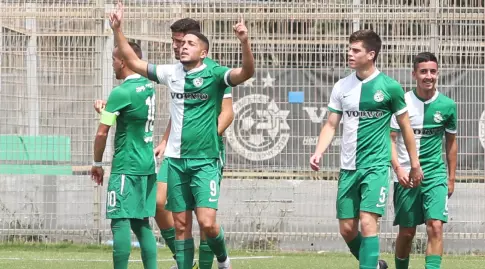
391, 90, 457, 180
103, 74, 156, 175
147, 58, 233, 159
328, 70, 407, 170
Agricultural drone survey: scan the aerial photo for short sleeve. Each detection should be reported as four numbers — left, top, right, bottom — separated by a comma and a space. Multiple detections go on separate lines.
105, 87, 131, 114
223, 87, 232, 99
327, 83, 342, 114
388, 82, 407, 116
445, 102, 458, 134
212, 66, 234, 88
390, 114, 400, 132
147, 64, 172, 85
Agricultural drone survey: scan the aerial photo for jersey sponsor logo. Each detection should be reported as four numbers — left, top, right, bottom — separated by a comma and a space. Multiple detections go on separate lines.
433, 111, 444, 123
170, 92, 209, 100
479, 110, 485, 150
373, 90, 384, 102
413, 126, 444, 136
226, 94, 290, 161
193, 77, 203, 87
345, 110, 384, 119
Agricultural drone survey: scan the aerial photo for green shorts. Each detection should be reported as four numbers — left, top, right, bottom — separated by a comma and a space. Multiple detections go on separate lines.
106, 173, 157, 219
165, 157, 222, 213
393, 177, 449, 227
336, 165, 391, 219
158, 145, 226, 183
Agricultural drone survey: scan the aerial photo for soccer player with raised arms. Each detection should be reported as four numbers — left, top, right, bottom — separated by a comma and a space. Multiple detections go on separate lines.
391, 52, 457, 269
109, 1, 255, 268
91, 41, 158, 269
310, 29, 423, 269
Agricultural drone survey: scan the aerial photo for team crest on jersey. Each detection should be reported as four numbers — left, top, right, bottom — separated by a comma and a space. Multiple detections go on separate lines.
193, 77, 204, 87
433, 111, 443, 123
374, 90, 384, 102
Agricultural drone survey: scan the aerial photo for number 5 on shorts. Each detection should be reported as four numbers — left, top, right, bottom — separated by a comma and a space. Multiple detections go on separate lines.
376, 186, 386, 207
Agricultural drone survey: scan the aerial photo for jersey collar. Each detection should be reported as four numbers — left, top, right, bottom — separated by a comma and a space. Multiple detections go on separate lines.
124, 73, 141, 82
412, 88, 439, 104
185, 63, 207, 75
357, 69, 380, 83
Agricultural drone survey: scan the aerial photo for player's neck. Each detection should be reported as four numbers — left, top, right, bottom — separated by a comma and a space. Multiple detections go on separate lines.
415, 87, 436, 101
355, 64, 376, 81
120, 70, 137, 80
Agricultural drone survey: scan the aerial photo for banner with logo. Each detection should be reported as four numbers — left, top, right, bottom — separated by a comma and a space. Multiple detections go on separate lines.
224, 68, 485, 171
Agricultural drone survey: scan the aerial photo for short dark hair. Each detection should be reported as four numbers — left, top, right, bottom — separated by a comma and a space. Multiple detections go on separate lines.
170, 18, 201, 33
349, 29, 382, 62
185, 31, 210, 51
413, 52, 438, 70
115, 41, 143, 59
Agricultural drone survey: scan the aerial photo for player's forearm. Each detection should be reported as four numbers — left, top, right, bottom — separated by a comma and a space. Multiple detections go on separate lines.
240, 40, 255, 79
159, 119, 171, 147
400, 126, 420, 168
314, 123, 336, 156
390, 132, 401, 171
93, 134, 108, 162
446, 135, 457, 180
218, 110, 234, 136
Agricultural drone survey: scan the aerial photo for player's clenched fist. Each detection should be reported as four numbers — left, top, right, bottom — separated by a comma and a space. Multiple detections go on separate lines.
93, 99, 107, 114
233, 17, 248, 43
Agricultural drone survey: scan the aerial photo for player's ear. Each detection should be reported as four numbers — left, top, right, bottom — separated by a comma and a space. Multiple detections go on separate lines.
200, 49, 208, 59
367, 50, 376, 62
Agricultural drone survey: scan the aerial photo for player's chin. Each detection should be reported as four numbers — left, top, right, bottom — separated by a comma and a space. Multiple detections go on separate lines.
347, 61, 357, 69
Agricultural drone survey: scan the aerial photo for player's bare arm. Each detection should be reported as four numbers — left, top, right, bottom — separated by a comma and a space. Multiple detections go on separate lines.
154, 119, 171, 158
395, 111, 423, 185
109, 1, 148, 78
310, 112, 342, 171
390, 131, 411, 188
445, 132, 457, 197
91, 123, 110, 185
218, 98, 234, 135
227, 17, 255, 86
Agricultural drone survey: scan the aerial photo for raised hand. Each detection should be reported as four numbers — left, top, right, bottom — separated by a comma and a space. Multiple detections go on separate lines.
109, 0, 124, 30
233, 16, 248, 43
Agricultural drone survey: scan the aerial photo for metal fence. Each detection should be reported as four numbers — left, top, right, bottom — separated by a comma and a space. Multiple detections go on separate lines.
0, 0, 484, 254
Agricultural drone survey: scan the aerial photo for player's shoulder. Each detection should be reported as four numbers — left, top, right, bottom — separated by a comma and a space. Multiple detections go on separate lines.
437, 91, 456, 104
203, 57, 220, 67
376, 72, 402, 88
333, 72, 357, 90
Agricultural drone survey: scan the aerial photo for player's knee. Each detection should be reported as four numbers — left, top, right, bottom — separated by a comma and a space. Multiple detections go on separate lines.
359, 212, 379, 235
339, 220, 358, 241
198, 217, 217, 234
426, 220, 443, 238
398, 227, 416, 241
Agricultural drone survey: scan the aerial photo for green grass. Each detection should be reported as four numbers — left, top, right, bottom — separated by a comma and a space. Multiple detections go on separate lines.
0, 242, 483, 269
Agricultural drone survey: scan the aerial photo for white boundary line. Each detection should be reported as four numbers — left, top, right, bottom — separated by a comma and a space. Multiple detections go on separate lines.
0, 256, 275, 262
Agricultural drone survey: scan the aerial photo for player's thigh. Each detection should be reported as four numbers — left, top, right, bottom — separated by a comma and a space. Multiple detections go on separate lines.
423, 180, 449, 223
336, 169, 361, 219
156, 158, 169, 184
156, 182, 168, 209
106, 174, 156, 219
393, 182, 424, 227
165, 158, 194, 213
360, 165, 391, 217
190, 158, 222, 211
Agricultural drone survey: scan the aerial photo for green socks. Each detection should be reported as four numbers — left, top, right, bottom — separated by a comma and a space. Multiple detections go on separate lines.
160, 227, 177, 255
175, 238, 195, 269
111, 219, 132, 269
206, 227, 228, 262
199, 240, 215, 269
346, 232, 362, 260
359, 236, 379, 269
395, 256, 410, 269
425, 255, 442, 269
130, 219, 157, 269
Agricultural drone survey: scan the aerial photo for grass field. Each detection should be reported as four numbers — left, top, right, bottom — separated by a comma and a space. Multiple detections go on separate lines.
0, 243, 483, 269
